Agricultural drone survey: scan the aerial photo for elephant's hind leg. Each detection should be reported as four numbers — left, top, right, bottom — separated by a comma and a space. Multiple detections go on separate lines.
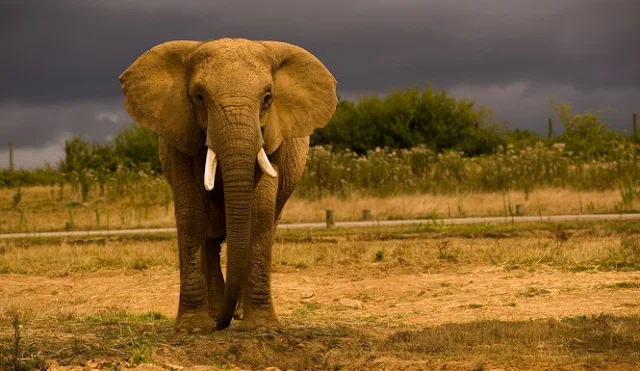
203, 235, 226, 319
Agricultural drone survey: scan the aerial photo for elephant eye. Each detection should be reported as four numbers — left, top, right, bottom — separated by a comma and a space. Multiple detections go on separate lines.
194, 91, 205, 106
262, 91, 272, 106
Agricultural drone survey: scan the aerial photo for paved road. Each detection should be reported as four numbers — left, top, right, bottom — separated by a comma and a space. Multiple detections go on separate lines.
2, 213, 640, 240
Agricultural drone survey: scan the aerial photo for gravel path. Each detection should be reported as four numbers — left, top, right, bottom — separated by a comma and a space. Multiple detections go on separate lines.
1, 213, 639, 239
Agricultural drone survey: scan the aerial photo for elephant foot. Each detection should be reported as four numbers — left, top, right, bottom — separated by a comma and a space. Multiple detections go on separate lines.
238, 309, 281, 332
208, 301, 223, 319
174, 310, 214, 333
233, 305, 244, 320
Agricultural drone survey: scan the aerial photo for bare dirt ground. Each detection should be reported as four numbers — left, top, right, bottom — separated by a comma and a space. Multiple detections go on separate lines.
2, 265, 640, 329
1, 226, 640, 370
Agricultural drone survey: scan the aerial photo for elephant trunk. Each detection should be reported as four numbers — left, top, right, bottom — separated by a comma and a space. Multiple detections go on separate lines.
210, 112, 261, 330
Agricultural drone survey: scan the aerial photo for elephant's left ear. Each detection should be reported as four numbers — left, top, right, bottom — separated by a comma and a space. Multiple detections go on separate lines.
257, 41, 338, 154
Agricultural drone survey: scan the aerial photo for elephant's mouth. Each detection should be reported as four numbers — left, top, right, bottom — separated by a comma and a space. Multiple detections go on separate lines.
203, 146, 277, 191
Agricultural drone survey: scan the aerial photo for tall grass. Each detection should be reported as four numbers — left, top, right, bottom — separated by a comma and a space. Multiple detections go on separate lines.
297, 142, 640, 199
4, 141, 640, 201
2, 141, 640, 233
0, 165, 173, 234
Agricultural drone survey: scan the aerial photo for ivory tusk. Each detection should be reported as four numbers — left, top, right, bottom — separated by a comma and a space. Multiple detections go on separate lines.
257, 148, 277, 178
204, 147, 217, 191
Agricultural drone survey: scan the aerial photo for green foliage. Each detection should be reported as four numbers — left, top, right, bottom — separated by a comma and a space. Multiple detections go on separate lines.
61, 136, 92, 175
312, 84, 507, 156
505, 128, 542, 149
549, 99, 622, 160
59, 123, 159, 191
1, 91, 637, 208
0, 165, 59, 188
114, 123, 161, 173
296, 141, 640, 198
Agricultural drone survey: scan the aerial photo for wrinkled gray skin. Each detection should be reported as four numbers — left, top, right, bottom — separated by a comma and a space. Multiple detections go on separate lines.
119, 38, 337, 332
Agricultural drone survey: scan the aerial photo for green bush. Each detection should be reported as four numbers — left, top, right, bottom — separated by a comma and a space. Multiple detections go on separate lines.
114, 123, 161, 173
549, 99, 622, 161
0, 166, 59, 188
311, 84, 507, 156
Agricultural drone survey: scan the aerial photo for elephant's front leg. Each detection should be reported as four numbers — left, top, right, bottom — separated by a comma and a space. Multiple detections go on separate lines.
239, 168, 280, 331
171, 152, 214, 333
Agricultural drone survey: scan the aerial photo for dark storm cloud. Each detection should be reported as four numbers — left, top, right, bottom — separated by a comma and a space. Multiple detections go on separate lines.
3, 0, 638, 103
1, 0, 639, 166
0, 98, 128, 147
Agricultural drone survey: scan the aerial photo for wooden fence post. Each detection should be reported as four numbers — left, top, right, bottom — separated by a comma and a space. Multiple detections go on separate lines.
326, 209, 335, 228
547, 118, 553, 140
633, 113, 638, 140
362, 209, 372, 221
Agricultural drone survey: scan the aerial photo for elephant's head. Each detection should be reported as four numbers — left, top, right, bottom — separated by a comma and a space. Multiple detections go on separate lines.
119, 38, 337, 329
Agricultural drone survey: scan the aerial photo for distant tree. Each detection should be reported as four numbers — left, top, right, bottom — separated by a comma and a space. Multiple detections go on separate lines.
549, 99, 622, 160
114, 123, 161, 173
311, 84, 506, 156
60, 135, 93, 201
88, 142, 117, 195
60, 135, 91, 175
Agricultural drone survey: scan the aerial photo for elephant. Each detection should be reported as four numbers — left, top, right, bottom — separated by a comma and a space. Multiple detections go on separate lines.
118, 38, 337, 332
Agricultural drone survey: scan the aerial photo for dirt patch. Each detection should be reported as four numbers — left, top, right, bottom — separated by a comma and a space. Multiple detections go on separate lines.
1, 262, 639, 370
2, 265, 640, 325
4, 314, 640, 371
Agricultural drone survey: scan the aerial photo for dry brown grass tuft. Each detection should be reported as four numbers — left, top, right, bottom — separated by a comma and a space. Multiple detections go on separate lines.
272, 233, 640, 272
2, 229, 640, 277
383, 314, 640, 359
0, 237, 178, 275
280, 188, 639, 223
2, 231, 640, 276
0, 186, 175, 234
1, 186, 638, 233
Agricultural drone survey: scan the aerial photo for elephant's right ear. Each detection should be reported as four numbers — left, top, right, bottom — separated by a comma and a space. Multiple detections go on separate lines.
119, 40, 204, 156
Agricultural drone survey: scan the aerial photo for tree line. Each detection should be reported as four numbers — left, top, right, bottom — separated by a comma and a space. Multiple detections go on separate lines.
0, 83, 634, 189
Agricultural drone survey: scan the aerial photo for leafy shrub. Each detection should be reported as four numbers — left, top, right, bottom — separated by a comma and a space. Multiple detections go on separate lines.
311, 84, 506, 156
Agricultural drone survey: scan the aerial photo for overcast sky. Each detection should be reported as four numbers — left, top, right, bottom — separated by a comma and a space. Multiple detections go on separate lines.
1, 0, 638, 168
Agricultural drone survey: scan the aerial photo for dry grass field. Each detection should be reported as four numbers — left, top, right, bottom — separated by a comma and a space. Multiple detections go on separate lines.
2, 186, 639, 234
1, 221, 639, 370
